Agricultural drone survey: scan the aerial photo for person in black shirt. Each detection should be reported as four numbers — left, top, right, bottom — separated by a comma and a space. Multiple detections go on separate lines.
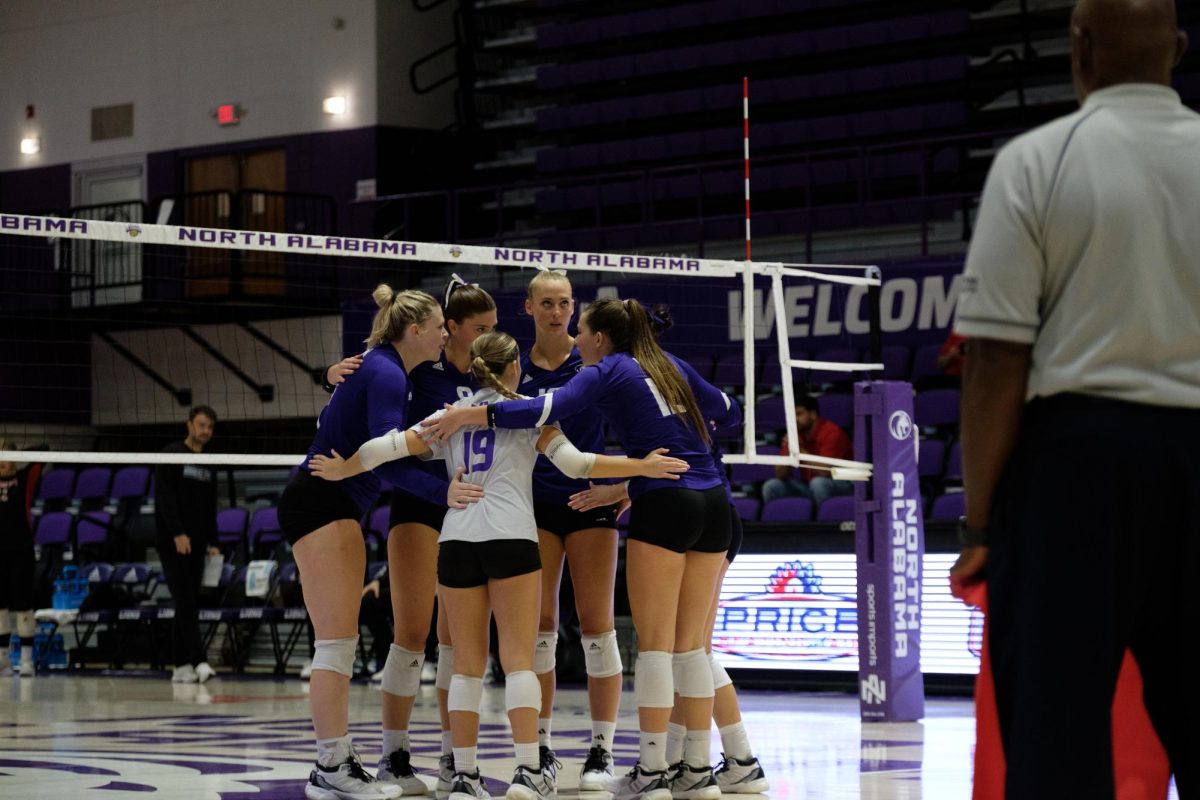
0, 439, 39, 678
155, 406, 220, 684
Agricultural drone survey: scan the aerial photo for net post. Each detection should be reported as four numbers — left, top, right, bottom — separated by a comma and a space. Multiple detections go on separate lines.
769, 267, 799, 469
854, 379, 925, 722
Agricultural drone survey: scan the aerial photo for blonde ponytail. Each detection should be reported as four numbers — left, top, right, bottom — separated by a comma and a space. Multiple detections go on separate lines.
366, 284, 439, 348
469, 332, 522, 401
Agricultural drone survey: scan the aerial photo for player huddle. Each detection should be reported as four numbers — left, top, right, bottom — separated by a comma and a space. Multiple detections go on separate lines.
280, 271, 769, 800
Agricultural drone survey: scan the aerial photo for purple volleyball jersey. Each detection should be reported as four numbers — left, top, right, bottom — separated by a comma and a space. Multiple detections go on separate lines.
492, 351, 741, 499
393, 352, 478, 504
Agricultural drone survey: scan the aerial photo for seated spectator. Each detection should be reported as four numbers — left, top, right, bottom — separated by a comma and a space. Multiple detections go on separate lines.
762, 393, 853, 505
937, 331, 968, 378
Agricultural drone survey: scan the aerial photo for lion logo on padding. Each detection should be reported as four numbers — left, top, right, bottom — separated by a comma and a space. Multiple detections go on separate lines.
888, 410, 913, 441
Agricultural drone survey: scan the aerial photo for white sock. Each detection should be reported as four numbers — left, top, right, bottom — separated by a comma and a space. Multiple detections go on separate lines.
683, 730, 712, 769
640, 731, 668, 771
21, 645, 33, 666
718, 721, 753, 760
666, 722, 686, 765
453, 745, 477, 774
592, 720, 617, 752
382, 729, 410, 757
316, 734, 352, 768
538, 717, 553, 747
515, 741, 540, 770
441, 729, 454, 755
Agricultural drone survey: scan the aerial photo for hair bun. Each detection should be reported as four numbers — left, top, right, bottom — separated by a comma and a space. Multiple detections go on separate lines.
649, 303, 673, 334
372, 283, 395, 310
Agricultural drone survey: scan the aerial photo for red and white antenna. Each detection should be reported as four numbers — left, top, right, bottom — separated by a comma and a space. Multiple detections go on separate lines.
743, 76, 752, 262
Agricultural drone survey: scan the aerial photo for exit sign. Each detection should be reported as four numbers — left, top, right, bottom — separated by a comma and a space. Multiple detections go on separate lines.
216, 103, 241, 126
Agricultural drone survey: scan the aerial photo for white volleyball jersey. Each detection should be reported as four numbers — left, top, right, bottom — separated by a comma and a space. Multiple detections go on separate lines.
421, 388, 548, 544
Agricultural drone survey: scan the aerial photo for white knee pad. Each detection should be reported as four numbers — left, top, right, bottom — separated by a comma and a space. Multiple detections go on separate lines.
14, 611, 34, 638
311, 636, 358, 677
534, 631, 557, 675
435, 644, 454, 691
381, 644, 425, 697
633, 650, 674, 709
672, 649, 715, 699
582, 630, 623, 678
448, 673, 484, 713
0, 610, 10, 636
505, 669, 541, 713
709, 651, 733, 691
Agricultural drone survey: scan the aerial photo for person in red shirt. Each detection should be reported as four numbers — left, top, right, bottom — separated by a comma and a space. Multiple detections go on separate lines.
761, 393, 853, 505
937, 331, 968, 378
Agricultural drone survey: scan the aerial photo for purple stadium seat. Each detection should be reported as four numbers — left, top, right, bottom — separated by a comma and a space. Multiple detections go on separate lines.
882, 345, 911, 380
816, 495, 856, 522
910, 343, 944, 385
73, 467, 112, 503
817, 394, 855, 432
110, 466, 150, 500
754, 396, 789, 433
761, 497, 813, 523
917, 439, 947, 479
945, 441, 963, 482
217, 508, 249, 547
930, 492, 966, 521
712, 354, 751, 390
36, 468, 75, 504
248, 507, 284, 552
35, 512, 73, 546
732, 497, 760, 522
76, 512, 112, 547
914, 389, 961, 430
729, 462, 776, 486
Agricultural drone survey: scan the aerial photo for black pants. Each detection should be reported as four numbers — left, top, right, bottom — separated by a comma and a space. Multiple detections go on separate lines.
988, 394, 1200, 799
157, 540, 207, 668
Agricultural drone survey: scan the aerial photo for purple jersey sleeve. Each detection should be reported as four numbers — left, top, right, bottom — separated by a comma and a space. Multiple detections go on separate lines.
362, 364, 448, 504
673, 355, 741, 429
492, 363, 605, 429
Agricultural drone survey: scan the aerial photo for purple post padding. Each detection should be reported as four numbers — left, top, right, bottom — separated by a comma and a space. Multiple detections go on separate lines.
854, 380, 925, 722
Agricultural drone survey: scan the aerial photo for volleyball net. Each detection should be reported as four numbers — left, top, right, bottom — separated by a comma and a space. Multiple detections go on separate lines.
0, 212, 881, 478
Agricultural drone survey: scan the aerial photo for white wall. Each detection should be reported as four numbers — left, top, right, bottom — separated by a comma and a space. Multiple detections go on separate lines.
91, 316, 344, 426
0, 0, 457, 173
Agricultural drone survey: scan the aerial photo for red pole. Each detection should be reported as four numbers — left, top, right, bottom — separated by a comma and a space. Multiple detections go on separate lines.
743, 76, 751, 262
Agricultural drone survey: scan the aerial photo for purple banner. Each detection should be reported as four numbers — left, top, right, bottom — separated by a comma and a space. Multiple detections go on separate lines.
854, 380, 925, 722
343, 258, 964, 359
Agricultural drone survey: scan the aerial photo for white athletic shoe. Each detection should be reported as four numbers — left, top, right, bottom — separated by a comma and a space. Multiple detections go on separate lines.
195, 662, 216, 683
172, 664, 198, 683
578, 745, 614, 791
301, 659, 314, 680
669, 763, 720, 800
714, 754, 769, 794
18, 659, 34, 678
506, 764, 554, 800
605, 762, 672, 800
538, 747, 560, 794
435, 754, 455, 799
306, 751, 402, 800
377, 749, 430, 795
447, 769, 488, 800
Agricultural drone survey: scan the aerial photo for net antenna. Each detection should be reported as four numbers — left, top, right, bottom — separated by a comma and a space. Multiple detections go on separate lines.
0, 212, 878, 476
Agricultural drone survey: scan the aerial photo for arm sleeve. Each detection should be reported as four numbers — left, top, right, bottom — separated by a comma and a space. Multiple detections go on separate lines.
493, 365, 605, 429
359, 429, 410, 471
954, 143, 1045, 344
542, 430, 596, 479
154, 462, 185, 536
675, 357, 741, 428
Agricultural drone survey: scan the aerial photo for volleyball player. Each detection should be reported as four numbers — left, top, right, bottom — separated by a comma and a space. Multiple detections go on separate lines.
520, 270, 624, 790
375, 276, 497, 795
0, 439, 37, 678
422, 299, 741, 800
276, 285, 478, 800
568, 313, 769, 794
310, 331, 691, 800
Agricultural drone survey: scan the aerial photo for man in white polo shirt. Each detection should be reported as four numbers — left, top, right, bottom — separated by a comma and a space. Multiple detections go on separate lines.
949, 0, 1199, 796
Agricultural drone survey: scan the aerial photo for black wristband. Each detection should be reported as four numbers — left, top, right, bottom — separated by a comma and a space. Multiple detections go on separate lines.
957, 516, 990, 547
486, 404, 497, 427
